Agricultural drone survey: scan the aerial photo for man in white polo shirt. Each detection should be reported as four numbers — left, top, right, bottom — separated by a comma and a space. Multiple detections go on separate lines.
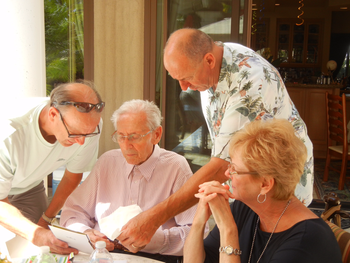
0, 80, 104, 254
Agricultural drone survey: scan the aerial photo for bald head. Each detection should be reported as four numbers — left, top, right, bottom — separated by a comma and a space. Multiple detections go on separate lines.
164, 28, 214, 65
50, 80, 103, 114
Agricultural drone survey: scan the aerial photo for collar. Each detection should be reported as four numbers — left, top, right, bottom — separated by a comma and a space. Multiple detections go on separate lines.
126, 144, 160, 181
214, 42, 232, 93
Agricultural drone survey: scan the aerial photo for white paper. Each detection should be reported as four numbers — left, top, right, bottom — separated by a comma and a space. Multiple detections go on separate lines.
49, 225, 94, 254
99, 205, 142, 240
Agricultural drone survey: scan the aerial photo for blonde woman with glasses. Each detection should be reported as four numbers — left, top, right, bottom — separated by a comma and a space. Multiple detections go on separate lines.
184, 119, 341, 263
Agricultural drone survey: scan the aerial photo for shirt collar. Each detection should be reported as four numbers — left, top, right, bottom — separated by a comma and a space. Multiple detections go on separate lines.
214, 42, 231, 93
126, 144, 160, 181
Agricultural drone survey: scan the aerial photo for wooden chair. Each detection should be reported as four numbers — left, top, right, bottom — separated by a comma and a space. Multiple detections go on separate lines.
323, 92, 350, 190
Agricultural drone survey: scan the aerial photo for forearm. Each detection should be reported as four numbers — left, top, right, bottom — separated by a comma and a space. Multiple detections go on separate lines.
147, 157, 228, 227
184, 222, 206, 263
219, 226, 241, 263
45, 172, 83, 217
0, 199, 40, 241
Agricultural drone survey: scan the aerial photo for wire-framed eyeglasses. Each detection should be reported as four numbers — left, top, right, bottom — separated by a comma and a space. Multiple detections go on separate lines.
58, 111, 100, 138
227, 162, 259, 176
59, 101, 105, 113
111, 130, 153, 143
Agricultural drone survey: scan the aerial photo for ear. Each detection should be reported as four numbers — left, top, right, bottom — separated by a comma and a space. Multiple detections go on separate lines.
204, 53, 216, 69
48, 106, 59, 122
259, 176, 275, 196
151, 126, 163, 145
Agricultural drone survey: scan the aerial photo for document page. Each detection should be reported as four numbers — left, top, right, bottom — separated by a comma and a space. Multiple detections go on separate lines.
49, 225, 94, 254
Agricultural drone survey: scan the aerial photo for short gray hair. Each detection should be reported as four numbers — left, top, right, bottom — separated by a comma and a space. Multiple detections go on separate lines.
111, 100, 163, 131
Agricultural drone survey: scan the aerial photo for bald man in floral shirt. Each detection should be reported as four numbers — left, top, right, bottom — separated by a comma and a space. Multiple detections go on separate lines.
117, 28, 313, 250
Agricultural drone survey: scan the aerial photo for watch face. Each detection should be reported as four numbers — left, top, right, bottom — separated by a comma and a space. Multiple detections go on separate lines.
225, 246, 234, 255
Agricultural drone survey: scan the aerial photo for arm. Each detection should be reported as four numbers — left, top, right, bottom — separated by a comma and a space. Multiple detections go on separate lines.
118, 157, 229, 249
184, 194, 212, 263
189, 181, 240, 263
0, 197, 78, 255
203, 183, 240, 263
37, 170, 83, 229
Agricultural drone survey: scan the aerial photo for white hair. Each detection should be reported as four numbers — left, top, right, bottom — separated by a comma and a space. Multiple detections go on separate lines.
110, 99, 163, 130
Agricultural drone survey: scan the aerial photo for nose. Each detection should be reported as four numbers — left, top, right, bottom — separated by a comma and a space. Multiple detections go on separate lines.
74, 137, 86, 145
179, 80, 191, 91
119, 138, 134, 148
224, 169, 232, 179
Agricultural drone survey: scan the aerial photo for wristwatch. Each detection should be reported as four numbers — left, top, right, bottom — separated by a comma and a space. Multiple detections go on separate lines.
42, 213, 56, 224
219, 245, 242, 256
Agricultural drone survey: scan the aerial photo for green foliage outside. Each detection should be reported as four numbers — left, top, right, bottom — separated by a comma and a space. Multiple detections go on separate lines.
44, 0, 84, 95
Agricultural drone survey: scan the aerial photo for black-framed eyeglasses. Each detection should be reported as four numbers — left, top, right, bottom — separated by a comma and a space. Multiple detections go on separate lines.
58, 111, 100, 138
59, 101, 105, 113
227, 162, 259, 176
111, 130, 153, 143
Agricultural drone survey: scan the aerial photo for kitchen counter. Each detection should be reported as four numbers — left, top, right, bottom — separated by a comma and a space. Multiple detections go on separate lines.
285, 83, 342, 90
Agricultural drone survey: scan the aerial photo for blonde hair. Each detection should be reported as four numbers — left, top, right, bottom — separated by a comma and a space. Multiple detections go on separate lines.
229, 119, 307, 200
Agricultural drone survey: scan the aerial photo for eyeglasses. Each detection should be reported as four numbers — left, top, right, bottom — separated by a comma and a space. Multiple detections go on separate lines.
58, 111, 100, 138
111, 130, 153, 143
227, 162, 259, 176
59, 101, 105, 113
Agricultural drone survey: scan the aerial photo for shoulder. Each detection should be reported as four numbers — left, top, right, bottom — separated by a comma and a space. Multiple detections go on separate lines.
98, 149, 123, 160
158, 148, 188, 164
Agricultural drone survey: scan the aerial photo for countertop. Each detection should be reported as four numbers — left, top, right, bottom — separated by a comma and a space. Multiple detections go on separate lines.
285, 83, 342, 89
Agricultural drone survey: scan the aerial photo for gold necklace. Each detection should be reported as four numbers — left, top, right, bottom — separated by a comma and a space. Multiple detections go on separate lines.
248, 199, 291, 263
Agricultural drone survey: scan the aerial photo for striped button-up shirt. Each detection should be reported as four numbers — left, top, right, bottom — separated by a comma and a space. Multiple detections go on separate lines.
60, 145, 206, 256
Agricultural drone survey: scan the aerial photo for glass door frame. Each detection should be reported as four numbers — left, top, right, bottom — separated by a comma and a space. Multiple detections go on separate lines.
143, 0, 252, 147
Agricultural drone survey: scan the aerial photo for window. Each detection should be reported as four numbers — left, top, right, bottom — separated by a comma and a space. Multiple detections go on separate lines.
44, 0, 84, 95
155, 0, 251, 173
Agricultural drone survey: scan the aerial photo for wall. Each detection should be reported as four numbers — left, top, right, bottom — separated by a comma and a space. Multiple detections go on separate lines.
94, 0, 145, 155
0, 0, 46, 99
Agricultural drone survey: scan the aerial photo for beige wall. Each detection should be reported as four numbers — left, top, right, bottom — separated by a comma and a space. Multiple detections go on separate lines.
94, 0, 144, 156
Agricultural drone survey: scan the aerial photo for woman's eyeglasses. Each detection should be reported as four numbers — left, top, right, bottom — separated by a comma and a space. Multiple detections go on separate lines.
227, 162, 259, 176
111, 130, 153, 143
59, 101, 105, 113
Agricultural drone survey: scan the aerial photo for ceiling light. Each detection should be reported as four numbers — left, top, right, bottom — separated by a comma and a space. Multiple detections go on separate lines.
340, 7, 348, 9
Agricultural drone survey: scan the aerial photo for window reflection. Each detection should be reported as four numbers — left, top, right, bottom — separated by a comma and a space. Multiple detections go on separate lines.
158, 0, 237, 173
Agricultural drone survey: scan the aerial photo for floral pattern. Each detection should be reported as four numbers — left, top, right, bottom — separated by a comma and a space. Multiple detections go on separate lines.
200, 42, 314, 206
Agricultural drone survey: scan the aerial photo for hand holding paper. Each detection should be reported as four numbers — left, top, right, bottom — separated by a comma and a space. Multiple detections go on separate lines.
99, 205, 143, 241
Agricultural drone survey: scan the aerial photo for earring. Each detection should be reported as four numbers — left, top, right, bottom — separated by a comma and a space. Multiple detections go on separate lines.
257, 193, 266, 203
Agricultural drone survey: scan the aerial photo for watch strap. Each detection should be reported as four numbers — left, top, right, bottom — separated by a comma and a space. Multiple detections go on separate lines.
219, 245, 242, 256
42, 213, 56, 224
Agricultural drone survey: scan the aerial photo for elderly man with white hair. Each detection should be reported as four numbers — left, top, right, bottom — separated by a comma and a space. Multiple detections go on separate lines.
60, 99, 205, 263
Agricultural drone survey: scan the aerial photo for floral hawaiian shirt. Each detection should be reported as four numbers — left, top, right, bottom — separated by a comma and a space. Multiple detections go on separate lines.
200, 42, 314, 206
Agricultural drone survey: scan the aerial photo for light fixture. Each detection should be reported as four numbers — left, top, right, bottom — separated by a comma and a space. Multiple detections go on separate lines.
275, 3, 280, 6
296, 0, 304, 26
327, 60, 337, 84
340, 7, 348, 10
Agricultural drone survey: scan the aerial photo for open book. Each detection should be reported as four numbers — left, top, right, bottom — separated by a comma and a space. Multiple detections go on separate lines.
49, 225, 94, 254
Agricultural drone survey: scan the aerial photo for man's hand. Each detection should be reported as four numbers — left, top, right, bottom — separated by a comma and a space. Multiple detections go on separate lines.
84, 229, 114, 251
36, 217, 51, 229
117, 211, 158, 252
32, 228, 79, 255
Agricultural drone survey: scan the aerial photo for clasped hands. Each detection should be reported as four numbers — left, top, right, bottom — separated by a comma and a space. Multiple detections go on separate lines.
194, 181, 235, 229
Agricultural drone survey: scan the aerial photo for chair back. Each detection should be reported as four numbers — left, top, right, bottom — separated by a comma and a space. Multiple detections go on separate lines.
325, 92, 348, 154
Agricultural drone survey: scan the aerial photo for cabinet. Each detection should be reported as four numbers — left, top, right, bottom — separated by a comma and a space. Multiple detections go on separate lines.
251, 19, 269, 51
286, 84, 340, 158
277, 19, 323, 66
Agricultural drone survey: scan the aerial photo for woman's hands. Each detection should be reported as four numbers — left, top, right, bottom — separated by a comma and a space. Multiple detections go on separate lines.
195, 181, 235, 230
